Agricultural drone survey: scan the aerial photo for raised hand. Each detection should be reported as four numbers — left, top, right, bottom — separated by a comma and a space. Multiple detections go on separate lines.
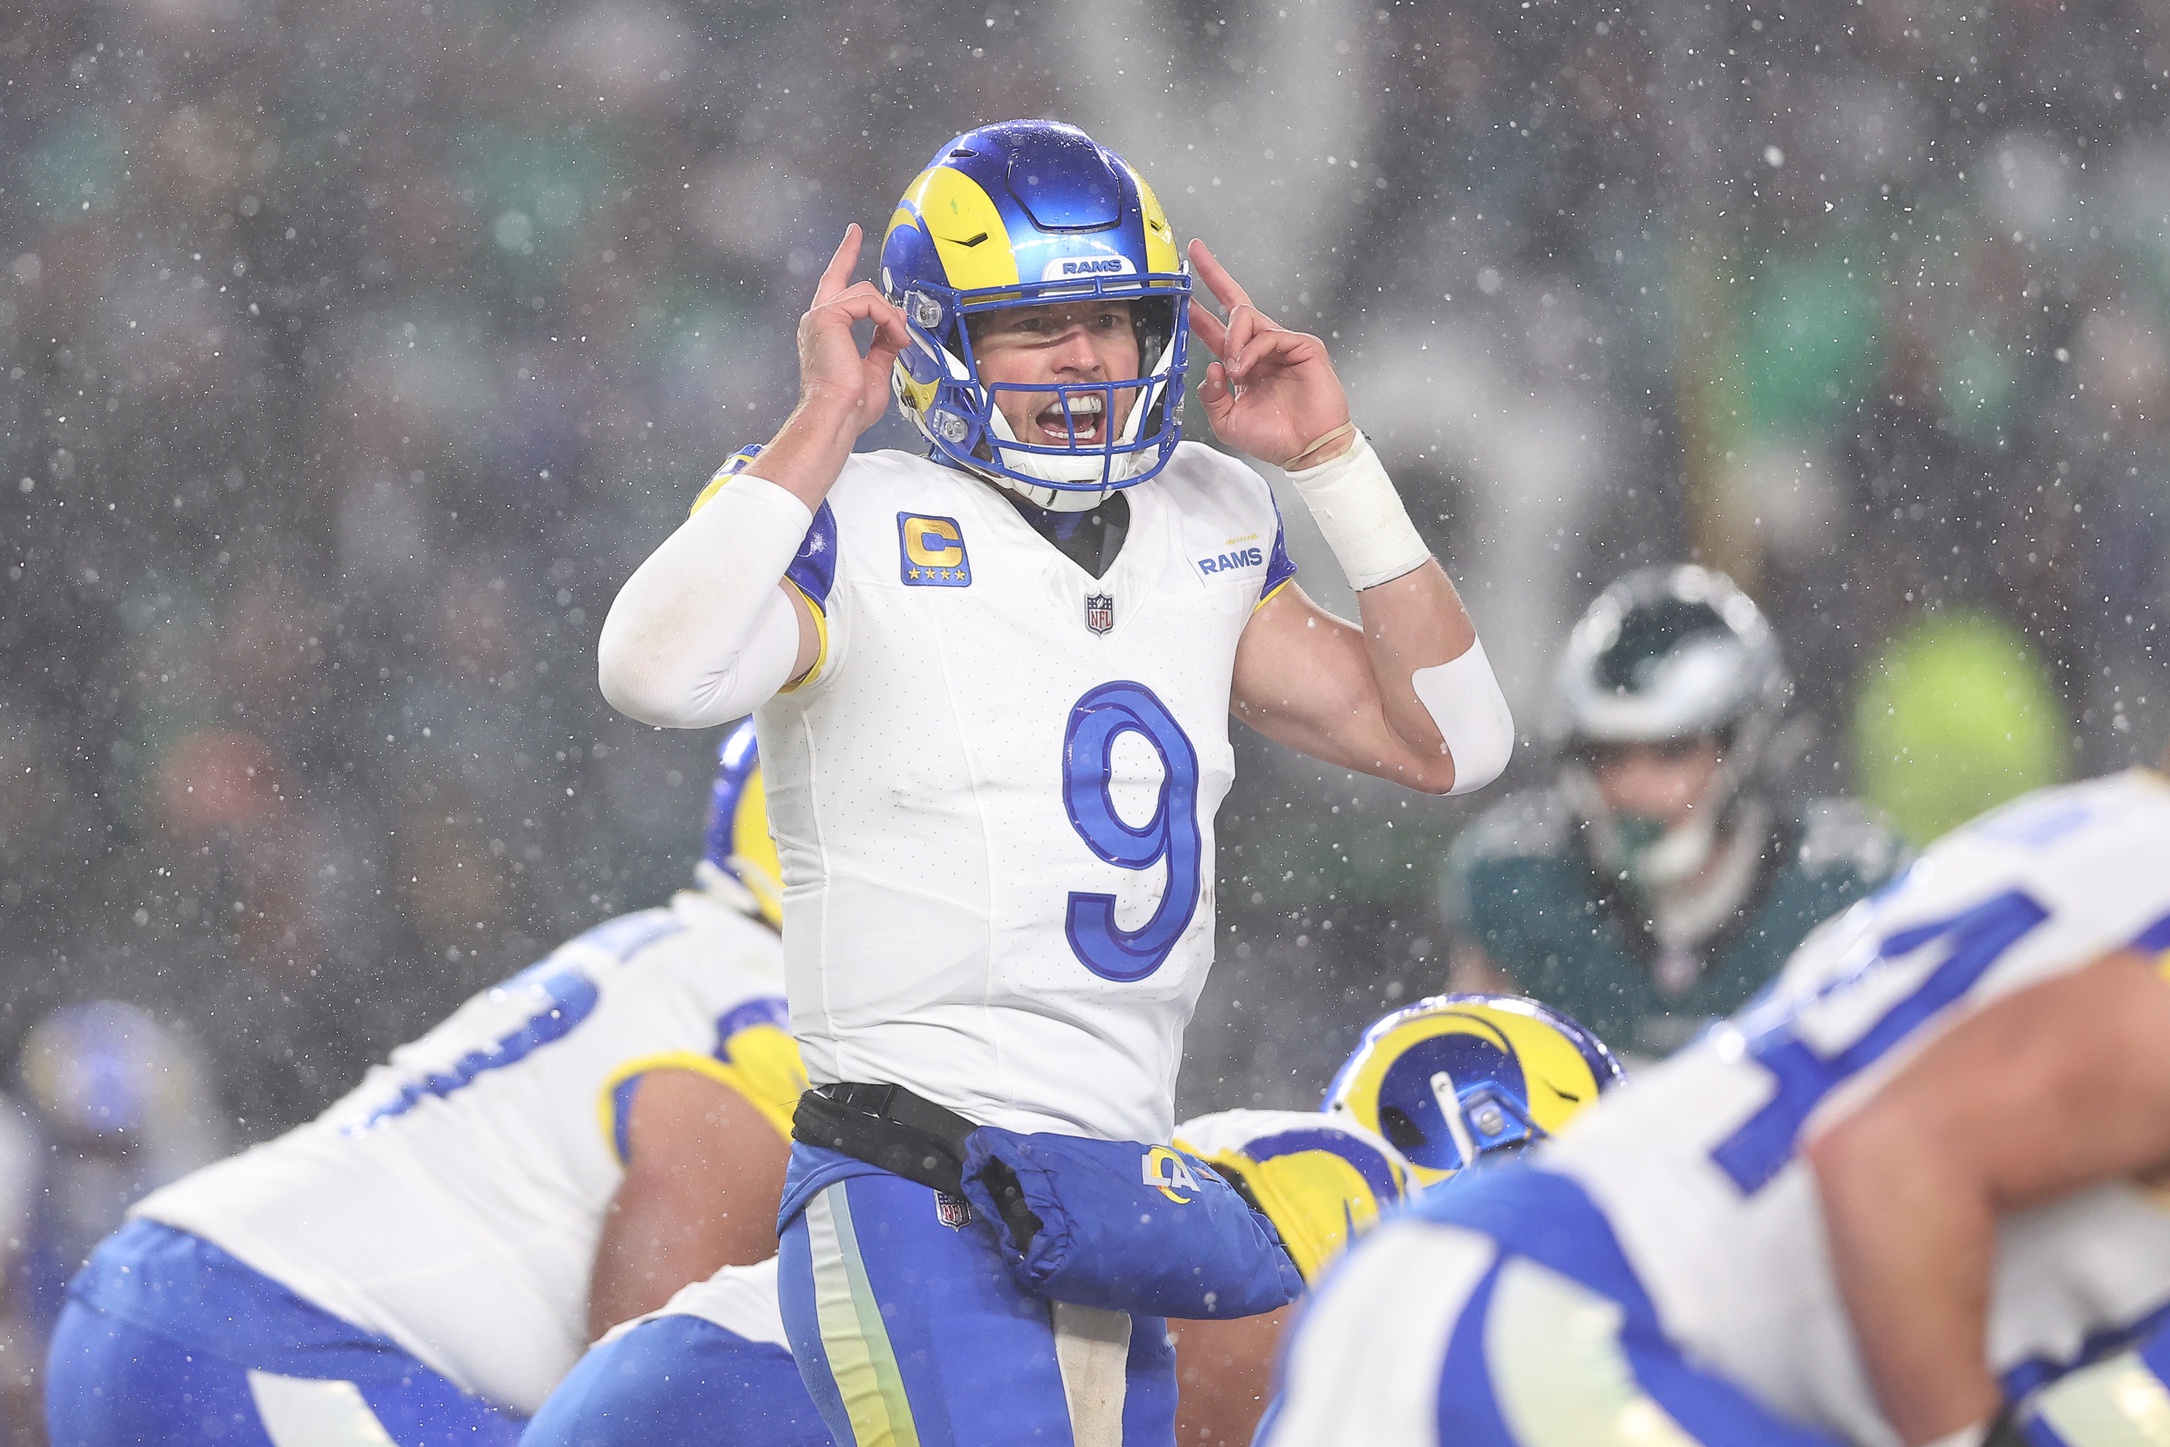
1186, 239, 1353, 470
797, 225, 913, 440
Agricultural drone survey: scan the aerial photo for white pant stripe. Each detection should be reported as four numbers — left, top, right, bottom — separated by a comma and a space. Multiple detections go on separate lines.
2033, 1348, 2170, 1447
246, 1372, 400, 1447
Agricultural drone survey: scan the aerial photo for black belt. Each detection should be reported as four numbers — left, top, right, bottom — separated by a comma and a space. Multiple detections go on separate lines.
791, 1082, 1043, 1246
792, 1082, 979, 1197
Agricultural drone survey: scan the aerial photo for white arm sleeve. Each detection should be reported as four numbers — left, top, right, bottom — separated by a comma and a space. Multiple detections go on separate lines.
1282, 434, 1433, 591
1411, 638, 1515, 796
597, 474, 814, 728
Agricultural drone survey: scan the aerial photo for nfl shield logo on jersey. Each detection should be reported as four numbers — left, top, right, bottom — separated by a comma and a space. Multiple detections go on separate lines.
934, 1192, 973, 1229
1085, 592, 1115, 636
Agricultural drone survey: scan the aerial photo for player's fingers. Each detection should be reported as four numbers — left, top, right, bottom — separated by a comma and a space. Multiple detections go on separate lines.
1197, 360, 1233, 414
1232, 326, 1315, 379
812, 286, 893, 326
811, 225, 863, 306
868, 304, 914, 355
1226, 308, 1292, 381
1187, 297, 1228, 358
1188, 239, 1255, 314
1225, 306, 1262, 375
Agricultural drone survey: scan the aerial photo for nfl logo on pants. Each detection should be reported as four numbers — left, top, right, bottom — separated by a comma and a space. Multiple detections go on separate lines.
1085, 592, 1114, 636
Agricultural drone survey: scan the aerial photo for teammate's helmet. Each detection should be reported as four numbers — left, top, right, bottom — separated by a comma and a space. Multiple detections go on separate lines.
1324, 995, 1624, 1186
19, 1000, 195, 1141
1173, 1109, 1413, 1284
880, 119, 1190, 512
1555, 564, 1790, 758
701, 720, 783, 929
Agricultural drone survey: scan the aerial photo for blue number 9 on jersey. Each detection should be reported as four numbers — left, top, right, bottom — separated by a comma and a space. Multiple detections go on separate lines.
1062, 682, 1203, 982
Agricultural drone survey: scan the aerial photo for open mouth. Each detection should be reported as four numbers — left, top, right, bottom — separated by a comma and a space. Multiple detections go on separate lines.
1034, 393, 1106, 446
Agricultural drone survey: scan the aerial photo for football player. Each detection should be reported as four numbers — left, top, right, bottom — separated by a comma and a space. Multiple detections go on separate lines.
1446, 565, 1904, 1061
519, 1111, 1411, 1447
1322, 993, 1627, 1188
1267, 754, 2170, 1447
46, 722, 804, 1447
596, 118, 1518, 1445
1171, 998, 1623, 1447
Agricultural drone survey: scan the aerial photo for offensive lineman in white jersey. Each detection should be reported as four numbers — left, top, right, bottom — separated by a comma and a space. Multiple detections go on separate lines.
1267, 756, 2170, 1447
46, 724, 808, 1447
597, 118, 1517, 1446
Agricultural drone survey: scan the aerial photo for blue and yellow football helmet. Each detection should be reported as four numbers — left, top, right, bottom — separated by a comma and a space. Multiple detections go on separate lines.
20, 1000, 196, 1142
700, 719, 783, 929
880, 119, 1190, 510
1173, 1109, 1413, 1285
1324, 995, 1625, 1186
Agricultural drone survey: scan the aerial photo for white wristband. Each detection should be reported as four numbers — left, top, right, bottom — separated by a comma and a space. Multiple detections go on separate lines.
1282, 433, 1431, 591
1921, 1427, 1988, 1447
1412, 638, 1515, 795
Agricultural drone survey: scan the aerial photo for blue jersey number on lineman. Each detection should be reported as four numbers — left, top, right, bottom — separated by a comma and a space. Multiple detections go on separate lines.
352, 912, 677, 1130
1710, 888, 2049, 1193
1062, 681, 1203, 982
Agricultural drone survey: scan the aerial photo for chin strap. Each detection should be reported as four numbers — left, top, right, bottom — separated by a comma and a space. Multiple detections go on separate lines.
1562, 747, 1749, 893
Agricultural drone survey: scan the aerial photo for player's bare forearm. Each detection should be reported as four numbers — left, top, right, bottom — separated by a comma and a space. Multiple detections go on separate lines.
1356, 559, 1478, 757
1169, 1305, 1292, 1446
1809, 1096, 2001, 1444
741, 394, 864, 514
586, 1070, 790, 1338
1808, 951, 2170, 1444
1232, 575, 1469, 793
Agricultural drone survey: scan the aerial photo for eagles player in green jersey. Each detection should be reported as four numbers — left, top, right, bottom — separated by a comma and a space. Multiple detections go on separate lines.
1443, 566, 1905, 1062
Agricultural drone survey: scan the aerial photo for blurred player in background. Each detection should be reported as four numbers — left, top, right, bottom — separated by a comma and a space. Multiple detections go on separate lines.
7, 1003, 226, 1444
1271, 755, 2170, 1447
597, 118, 1517, 1446
522, 1110, 1411, 1447
1446, 565, 1904, 1062
13, 1003, 228, 1329
0, 1089, 41, 1447
46, 723, 802, 1447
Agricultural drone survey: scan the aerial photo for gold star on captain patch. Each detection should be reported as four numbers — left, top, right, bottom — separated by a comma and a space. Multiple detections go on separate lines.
908, 568, 923, 579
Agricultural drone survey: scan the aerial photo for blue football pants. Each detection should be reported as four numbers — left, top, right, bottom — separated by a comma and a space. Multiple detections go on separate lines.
776, 1166, 1177, 1447
519, 1313, 836, 1447
47, 1300, 524, 1447
49, 1222, 523, 1447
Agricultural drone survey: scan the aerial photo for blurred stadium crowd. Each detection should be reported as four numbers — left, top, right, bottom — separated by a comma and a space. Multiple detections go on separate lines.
4, 0, 2170, 1286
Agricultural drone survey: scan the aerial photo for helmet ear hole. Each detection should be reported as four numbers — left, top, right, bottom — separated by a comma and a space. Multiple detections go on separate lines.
1377, 1105, 1428, 1155
1131, 298, 1176, 374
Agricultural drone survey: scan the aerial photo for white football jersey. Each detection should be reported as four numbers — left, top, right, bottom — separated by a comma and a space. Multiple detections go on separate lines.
1536, 769, 2170, 1445
757, 442, 1293, 1142
133, 889, 802, 1416
601, 1255, 791, 1352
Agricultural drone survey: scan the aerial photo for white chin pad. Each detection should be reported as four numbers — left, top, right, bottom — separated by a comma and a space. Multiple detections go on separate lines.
1412, 638, 1515, 795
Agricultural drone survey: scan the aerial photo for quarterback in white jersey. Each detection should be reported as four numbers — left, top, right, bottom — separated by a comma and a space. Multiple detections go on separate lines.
598, 119, 1516, 1447
1269, 763, 2170, 1447
46, 725, 806, 1446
